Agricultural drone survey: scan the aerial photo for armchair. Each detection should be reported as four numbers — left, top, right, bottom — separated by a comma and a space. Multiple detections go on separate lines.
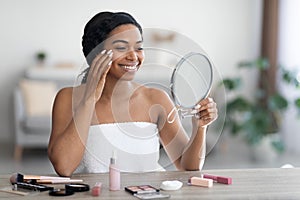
13, 81, 56, 161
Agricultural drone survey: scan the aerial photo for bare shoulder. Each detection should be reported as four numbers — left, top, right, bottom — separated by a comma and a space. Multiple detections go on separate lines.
54, 85, 84, 108
136, 84, 173, 106
52, 86, 84, 126
56, 85, 84, 98
54, 87, 73, 104
56, 87, 73, 97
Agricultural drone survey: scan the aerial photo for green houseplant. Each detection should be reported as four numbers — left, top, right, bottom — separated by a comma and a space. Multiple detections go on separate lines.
222, 58, 300, 154
35, 51, 47, 66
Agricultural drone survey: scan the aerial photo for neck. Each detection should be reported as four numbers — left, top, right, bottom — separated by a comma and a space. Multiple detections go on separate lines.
101, 76, 136, 101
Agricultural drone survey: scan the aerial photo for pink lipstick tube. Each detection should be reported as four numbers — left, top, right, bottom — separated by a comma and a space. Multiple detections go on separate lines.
203, 174, 232, 185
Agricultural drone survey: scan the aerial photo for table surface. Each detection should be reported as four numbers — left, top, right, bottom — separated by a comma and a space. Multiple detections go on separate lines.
1, 168, 300, 199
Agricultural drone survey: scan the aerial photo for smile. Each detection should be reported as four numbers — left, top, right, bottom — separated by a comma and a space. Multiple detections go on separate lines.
120, 64, 139, 71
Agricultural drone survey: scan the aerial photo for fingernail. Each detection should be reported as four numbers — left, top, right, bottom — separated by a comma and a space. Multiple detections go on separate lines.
191, 109, 198, 114
100, 50, 106, 54
108, 52, 113, 57
194, 104, 201, 109
108, 60, 112, 66
106, 50, 112, 54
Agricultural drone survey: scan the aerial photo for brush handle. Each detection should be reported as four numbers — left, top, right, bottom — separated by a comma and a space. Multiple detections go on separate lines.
24, 175, 70, 180
36, 179, 83, 184
10, 173, 71, 184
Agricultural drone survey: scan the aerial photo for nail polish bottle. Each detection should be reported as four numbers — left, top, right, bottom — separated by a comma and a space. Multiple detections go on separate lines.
109, 151, 120, 191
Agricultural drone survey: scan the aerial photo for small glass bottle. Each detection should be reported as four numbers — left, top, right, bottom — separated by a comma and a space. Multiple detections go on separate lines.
109, 151, 120, 191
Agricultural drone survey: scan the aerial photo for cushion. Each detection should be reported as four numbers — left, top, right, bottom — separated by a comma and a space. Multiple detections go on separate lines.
19, 79, 57, 117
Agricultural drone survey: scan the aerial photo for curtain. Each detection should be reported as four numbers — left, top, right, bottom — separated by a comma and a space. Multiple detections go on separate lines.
259, 0, 279, 105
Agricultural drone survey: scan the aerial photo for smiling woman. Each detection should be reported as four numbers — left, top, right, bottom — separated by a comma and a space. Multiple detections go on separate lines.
47, 11, 218, 177
80, 12, 143, 80
102, 25, 144, 80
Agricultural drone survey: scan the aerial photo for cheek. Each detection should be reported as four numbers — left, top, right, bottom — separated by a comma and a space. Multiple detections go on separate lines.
111, 52, 124, 62
138, 52, 145, 64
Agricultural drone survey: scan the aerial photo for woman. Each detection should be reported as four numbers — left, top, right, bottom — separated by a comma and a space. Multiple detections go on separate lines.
48, 11, 218, 177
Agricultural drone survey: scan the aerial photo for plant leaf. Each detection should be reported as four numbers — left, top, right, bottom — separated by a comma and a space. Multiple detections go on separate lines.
222, 78, 241, 90
227, 97, 251, 112
271, 140, 285, 154
295, 98, 300, 106
238, 61, 254, 68
268, 94, 288, 111
238, 57, 269, 70
255, 57, 269, 70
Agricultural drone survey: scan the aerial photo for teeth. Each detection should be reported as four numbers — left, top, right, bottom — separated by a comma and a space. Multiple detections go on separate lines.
123, 65, 137, 70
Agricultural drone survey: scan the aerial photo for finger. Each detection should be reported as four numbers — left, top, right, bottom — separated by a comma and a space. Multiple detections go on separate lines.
201, 112, 218, 121
94, 50, 113, 74
200, 97, 213, 106
88, 50, 113, 81
195, 105, 218, 119
97, 59, 112, 86
195, 97, 214, 109
194, 101, 217, 113
96, 51, 113, 77
196, 109, 217, 120
89, 49, 107, 74
196, 113, 218, 124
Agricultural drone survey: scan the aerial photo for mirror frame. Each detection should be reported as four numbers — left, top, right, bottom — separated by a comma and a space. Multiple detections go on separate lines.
170, 52, 213, 109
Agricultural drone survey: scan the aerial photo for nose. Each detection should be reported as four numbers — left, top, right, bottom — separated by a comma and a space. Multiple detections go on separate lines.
126, 50, 138, 61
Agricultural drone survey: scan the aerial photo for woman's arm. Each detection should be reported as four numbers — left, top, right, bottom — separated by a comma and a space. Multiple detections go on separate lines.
47, 87, 96, 177
157, 91, 217, 171
48, 50, 113, 177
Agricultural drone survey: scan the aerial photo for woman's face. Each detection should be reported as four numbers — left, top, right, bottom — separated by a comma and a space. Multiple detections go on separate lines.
104, 24, 144, 80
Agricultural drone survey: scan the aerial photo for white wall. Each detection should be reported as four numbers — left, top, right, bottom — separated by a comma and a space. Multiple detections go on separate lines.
0, 0, 263, 142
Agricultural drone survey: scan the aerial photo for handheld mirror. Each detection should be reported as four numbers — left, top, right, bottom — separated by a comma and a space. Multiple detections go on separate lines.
168, 52, 213, 122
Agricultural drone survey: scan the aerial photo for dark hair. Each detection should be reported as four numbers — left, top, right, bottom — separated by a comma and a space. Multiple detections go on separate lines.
80, 11, 143, 83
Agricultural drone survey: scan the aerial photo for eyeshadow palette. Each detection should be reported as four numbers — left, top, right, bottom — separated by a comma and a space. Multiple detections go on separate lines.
125, 185, 170, 199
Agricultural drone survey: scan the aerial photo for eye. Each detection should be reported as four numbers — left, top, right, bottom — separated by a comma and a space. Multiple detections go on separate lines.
135, 44, 144, 51
114, 46, 128, 51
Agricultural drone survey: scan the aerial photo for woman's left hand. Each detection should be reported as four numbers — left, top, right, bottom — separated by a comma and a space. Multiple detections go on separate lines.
192, 97, 218, 127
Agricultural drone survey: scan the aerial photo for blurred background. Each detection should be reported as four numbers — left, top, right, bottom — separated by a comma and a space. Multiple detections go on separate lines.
0, 0, 299, 175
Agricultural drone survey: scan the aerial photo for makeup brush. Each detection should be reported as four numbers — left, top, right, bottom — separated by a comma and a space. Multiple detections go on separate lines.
10, 173, 82, 184
35, 179, 83, 184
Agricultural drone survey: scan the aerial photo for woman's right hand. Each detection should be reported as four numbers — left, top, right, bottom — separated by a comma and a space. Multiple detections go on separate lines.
83, 49, 113, 103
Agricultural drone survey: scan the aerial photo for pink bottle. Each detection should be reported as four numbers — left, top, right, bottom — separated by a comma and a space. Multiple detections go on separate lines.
109, 151, 120, 191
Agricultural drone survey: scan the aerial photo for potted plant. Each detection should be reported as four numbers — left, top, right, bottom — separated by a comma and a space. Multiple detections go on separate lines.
221, 58, 300, 160
35, 51, 47, 66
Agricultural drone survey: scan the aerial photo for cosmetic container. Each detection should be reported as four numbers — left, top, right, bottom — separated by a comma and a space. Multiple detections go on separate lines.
203, 174, 232, 184
109, 151, 120, 191
188, 177, 213, 188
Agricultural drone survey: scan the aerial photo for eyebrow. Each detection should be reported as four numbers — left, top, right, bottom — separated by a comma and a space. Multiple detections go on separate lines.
112, 39, 143, 44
